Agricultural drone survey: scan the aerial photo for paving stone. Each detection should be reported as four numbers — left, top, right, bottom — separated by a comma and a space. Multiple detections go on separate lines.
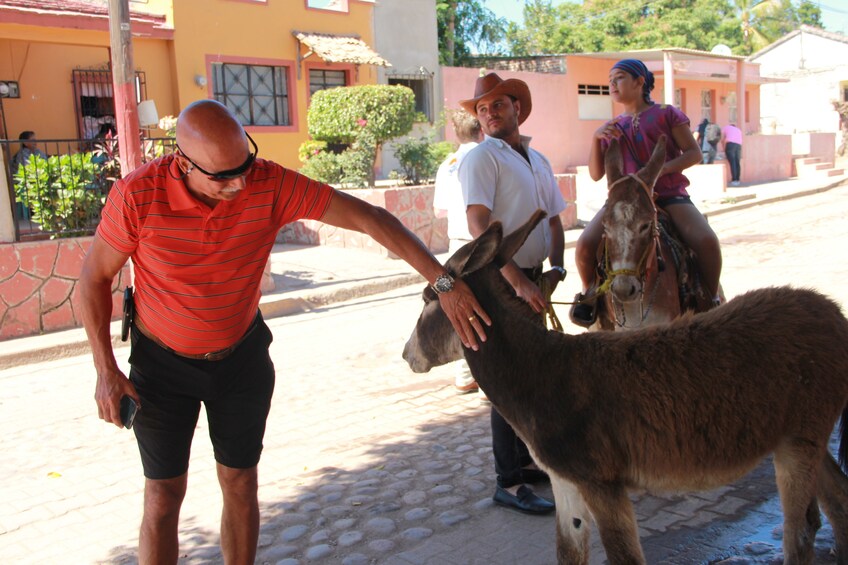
365, 517, 396, 534
404, 507, 432, 521
262, 544, 298, 561
402, 490, 427, 505
310, 529, 331, 543
341, 553, 370, 565
437, 509, 470, 526
369, 538, 396, 552
280, 524, 309, 542
304, 544, 333, 560
401, 527, 434, 541
333, 518, 357, 530
338, 530, 364, 547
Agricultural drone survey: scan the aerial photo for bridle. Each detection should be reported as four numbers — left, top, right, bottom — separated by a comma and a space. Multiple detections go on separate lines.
597, 173, 663, 327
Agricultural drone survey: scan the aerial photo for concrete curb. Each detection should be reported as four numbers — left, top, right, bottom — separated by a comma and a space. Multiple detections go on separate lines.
703, 176, 848, 219
0, 273, 426, 371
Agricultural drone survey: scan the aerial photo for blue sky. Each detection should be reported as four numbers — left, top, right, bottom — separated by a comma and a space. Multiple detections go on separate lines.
483, 0, 848, 36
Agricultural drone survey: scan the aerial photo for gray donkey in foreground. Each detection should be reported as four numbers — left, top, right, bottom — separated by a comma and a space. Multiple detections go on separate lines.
403, 210, 848, 565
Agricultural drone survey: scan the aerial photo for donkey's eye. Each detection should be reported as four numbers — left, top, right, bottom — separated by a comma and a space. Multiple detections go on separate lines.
639, 222, 651, 233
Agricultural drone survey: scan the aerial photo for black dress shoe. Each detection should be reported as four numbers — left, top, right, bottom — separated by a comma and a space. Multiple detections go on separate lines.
520, 467, 550, 485
493, 485, 555, 515
569, 293, 597, 328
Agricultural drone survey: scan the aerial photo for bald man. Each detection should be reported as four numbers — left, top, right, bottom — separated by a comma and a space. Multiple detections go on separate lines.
80, 100, 488, 564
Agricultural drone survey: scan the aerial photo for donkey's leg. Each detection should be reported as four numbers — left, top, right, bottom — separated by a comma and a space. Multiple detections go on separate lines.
550, 477, 592, 565
817, 453, 848, 564
579, 482, 644, 565
774, 442, 824, 565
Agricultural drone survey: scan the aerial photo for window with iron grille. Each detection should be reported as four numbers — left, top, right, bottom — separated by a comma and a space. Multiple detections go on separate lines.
211, 63, 291, 126
577, 84, 611, 120
578, 84, 609, 96
72, 69, 147, 139
700, 89, 714, 121
309, 69, 347, 96
388, 76, 432, 121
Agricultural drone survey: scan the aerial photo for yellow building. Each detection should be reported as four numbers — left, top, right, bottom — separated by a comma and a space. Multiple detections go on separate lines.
0, 0, 388, 169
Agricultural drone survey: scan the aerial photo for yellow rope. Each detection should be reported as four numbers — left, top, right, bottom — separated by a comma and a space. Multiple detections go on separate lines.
539, 275, 564, 332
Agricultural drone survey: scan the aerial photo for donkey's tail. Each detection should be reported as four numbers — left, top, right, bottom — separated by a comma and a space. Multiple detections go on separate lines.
840, 404, 848, 475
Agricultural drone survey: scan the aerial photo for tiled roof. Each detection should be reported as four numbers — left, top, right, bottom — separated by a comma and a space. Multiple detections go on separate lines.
0, 0, 169, 28
293, 31, 391, 67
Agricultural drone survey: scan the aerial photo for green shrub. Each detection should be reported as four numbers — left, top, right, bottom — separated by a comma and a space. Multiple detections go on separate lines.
14, 153, 107, 237
308, 85, 416, 145
392, 138, 456, 186
430, 141, 455, 165
337, 133, 377, 188
306, 85, 417, 187
299, 151, 343, 185
298, 140, 329, 163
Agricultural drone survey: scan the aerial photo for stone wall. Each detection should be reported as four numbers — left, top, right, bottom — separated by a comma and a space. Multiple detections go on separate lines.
0, 238, 130, 340
278, 181, 580, 256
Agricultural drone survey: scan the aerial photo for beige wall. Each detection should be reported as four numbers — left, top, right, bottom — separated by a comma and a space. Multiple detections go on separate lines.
0, 25, 177, 142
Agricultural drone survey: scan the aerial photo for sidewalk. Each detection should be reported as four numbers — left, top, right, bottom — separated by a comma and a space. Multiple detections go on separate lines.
0, 171, 845, 370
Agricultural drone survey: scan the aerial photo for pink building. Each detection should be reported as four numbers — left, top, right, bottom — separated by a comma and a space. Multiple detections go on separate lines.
441, 48, 816, 209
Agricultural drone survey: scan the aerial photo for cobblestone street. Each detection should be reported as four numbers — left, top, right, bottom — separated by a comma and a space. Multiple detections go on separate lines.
1, 185, 847, 564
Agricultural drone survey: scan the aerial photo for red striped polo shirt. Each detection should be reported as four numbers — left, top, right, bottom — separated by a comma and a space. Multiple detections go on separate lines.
97, 155, 334, 354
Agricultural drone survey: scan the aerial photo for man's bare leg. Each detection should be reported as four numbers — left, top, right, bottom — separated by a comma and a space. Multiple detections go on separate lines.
217, 463, 259, 565
139, 474, 187, 564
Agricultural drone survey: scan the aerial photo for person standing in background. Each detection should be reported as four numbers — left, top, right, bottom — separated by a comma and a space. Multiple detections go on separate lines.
433, 110, 484, 395
722, 122, 743, 186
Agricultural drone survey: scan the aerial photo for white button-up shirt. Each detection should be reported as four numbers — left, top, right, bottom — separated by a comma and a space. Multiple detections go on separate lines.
458, 135, 566, 269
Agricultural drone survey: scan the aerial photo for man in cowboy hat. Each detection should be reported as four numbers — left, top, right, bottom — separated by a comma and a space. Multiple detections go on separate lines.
458, 72, 567, 515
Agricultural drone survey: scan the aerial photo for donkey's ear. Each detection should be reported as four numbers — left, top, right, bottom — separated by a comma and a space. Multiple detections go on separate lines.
444, 222, 503, 277
605, 137, 624, 186
636, 135, 666, 191
495, 210, 547, 268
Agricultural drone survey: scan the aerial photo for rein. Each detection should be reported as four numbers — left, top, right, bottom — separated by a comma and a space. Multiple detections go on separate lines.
550, 174, 663, 325
597, 174, 660, 296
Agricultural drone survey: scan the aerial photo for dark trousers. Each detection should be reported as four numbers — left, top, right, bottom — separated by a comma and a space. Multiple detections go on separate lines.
491, 265, 542, 488
726, 142, 742, 182
492, 407, 533, 487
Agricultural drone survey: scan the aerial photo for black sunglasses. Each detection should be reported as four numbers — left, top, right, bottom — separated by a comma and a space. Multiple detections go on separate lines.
177, 132, 258, 181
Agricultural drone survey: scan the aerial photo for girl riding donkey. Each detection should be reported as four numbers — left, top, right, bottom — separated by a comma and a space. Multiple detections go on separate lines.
571, 59, 723, 327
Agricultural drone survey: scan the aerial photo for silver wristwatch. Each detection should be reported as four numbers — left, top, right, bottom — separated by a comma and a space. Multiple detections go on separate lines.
431, 273, 455, 294
551, 266, 567, 281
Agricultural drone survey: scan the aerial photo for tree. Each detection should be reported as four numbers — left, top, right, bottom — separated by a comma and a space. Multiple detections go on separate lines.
796, 0, 822, 27
304, 85, 416, 187
505, 0, 813, 57
437, 0, 508, 66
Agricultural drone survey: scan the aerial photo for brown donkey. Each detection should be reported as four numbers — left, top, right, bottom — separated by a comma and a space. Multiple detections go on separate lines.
592, 135, 715, 331
403, 211, 848, 565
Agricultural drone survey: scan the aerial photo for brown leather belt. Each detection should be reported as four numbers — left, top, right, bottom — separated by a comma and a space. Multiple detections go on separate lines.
135, 315, 260, 362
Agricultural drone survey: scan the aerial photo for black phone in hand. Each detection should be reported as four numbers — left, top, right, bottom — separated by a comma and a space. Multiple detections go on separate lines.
120, 395, 139, 429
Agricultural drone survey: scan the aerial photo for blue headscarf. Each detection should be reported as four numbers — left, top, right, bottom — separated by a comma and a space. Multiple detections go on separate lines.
612, 59, 655, 103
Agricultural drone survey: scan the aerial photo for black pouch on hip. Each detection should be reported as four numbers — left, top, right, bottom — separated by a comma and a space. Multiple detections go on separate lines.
121, 286, 134, 342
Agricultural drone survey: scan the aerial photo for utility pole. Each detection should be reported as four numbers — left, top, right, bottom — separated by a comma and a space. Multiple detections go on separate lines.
108, 0, 142, 176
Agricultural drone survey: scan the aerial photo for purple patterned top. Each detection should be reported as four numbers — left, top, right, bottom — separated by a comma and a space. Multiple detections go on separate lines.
602, 103, 691, 198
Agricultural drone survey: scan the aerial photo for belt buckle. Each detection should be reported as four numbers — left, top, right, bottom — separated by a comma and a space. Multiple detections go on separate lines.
204, 350, 227, 362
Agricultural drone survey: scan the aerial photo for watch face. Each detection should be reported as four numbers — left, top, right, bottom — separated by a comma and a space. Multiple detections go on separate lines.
433, 274, 454, 293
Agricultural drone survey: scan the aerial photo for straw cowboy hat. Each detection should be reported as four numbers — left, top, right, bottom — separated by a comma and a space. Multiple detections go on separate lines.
459, 72, 532, 125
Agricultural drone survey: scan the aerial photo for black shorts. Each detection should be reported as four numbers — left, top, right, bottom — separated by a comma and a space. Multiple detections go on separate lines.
128, 313, 275, 480
655, 195, 692, 208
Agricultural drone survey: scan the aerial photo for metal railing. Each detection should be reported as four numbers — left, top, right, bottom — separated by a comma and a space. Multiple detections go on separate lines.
1, 136, 176, 241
